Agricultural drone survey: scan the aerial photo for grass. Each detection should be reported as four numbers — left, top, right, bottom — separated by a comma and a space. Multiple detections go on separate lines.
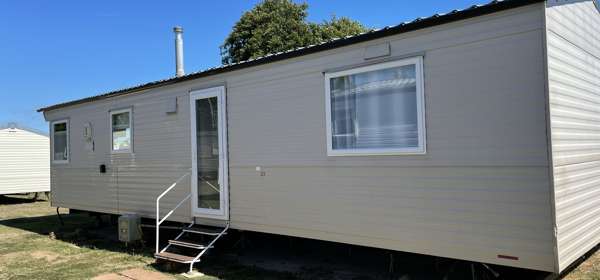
0, 196, 154, 279
564, 247, 600, 280
0, 195, 292, 280
1, 194, 599, 280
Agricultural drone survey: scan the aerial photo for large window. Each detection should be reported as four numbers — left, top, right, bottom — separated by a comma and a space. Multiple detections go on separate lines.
325, 57, 426, 156
110, 108, 133, 153
51, 119, 69, 163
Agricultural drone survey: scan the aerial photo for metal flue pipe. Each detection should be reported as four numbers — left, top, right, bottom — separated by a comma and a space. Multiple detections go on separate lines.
173, 26, 185, 77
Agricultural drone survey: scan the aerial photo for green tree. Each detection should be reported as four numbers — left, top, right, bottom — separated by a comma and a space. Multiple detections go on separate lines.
221, 0, 368, 65
311, 16, 368, 42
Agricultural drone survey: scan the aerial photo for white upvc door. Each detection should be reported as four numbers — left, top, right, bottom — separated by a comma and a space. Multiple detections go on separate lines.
190, 86, 229, 220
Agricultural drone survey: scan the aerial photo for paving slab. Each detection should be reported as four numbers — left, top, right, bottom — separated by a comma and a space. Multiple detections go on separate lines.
119, 268, 173, 280
182, 270, 205, 278
93, 268, 173, 280
91, 273, 130, 280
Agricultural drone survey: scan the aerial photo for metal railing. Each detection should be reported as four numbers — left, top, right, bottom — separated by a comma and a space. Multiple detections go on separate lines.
187, 222, 229, 272
155, 171, 191, 254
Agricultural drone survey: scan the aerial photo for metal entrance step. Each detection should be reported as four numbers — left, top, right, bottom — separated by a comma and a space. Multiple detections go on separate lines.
155, 251, 196, 263
182, 226, 227, 236
155, 221, 229, 272
155, 171, 229, 272
168, 239, 212, 250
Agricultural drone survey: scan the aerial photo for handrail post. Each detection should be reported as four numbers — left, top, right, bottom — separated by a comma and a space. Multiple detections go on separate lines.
155, 171, 191, 256
156, 200, 159, 254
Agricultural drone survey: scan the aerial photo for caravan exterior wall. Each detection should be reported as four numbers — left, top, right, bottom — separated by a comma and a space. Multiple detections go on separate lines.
0, 127, 50, 195
43, 3, 560, 272
545, 0, 600, 272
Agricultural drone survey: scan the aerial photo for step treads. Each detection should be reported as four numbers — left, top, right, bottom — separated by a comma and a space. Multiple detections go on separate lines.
168, 239, 210, 249
183, 226, 225, 236
155, 252, 196, 263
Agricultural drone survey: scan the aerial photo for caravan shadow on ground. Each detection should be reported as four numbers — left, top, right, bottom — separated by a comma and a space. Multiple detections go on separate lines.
0, 212, 155, 259
0, 195, 38, 205
200, 230, 553, 280
1, 211, 553, 280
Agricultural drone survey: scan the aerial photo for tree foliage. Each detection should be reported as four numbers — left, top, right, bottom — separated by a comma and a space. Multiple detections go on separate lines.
221, 0, 368, 65
311, 16, 368, 42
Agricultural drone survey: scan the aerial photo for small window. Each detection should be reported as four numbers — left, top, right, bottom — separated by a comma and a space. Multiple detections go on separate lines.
325, 57, 426, 156
51, 119, 69, 163
110, 108, 133, 153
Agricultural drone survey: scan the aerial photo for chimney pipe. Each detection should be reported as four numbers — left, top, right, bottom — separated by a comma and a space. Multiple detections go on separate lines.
173, 26, 184, 77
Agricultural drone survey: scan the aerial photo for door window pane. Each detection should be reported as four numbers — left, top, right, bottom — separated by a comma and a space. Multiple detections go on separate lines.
328, 60, 424, 154
53, 121, 68, 161
196, 97, 220, 210
111, 110, 131, 151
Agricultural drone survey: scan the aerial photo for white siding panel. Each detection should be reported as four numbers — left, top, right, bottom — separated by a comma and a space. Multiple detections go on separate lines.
546, 0, 600, 272
0, 128, 50, 195
229, 166, 555, 270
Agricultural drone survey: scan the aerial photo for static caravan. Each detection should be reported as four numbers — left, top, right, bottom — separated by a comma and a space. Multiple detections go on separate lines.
38, 0, 600, 275
0, 123, 50, 198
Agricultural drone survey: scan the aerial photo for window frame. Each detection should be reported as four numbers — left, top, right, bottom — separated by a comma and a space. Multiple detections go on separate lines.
324, 57, 426, 156
109, 107, 134, 154
50, 119, 70, 164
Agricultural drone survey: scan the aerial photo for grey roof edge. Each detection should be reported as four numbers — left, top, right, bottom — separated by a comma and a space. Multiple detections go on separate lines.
0, 122, 49, 137
38, 0, 544, 112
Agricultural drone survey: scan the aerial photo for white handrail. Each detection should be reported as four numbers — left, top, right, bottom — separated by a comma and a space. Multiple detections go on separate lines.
158, 193, 191, 225
156, 171, 191, 254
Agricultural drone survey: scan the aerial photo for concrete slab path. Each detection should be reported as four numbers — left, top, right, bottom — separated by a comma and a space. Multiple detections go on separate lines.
92, 268, 173, 280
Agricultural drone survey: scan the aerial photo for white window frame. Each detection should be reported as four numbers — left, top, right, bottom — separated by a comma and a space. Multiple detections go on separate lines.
51, 119, 69, 164
109, 107, 133, 154
324, 57, 426, 156
190, 86, 229, 220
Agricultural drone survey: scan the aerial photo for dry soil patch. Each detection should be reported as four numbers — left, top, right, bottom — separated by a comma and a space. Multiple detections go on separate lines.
30, 250, 60, 263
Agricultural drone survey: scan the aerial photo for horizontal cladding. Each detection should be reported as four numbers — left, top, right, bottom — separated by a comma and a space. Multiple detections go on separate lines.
229, 166, 554, 270
51, 166, 192, 222
546, 0, 600, 272
45, 3, 553, 272
114, 166, 192, 221
51, 167, 116, 214
0, 129, 50, 194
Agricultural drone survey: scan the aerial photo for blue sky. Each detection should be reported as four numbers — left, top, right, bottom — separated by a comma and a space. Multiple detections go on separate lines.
0, 0, 482, 132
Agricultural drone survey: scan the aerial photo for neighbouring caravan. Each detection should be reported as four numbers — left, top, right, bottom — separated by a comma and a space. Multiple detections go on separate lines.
38, 0, 600, 275
0, 123, 50, 197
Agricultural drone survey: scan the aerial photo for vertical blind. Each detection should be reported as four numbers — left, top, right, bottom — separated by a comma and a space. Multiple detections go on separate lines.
330, 64, 419, 151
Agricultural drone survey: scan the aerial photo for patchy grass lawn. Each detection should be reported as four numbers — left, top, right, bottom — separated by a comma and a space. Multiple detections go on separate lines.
0, 196, 158, 280
0, 195, 291, 280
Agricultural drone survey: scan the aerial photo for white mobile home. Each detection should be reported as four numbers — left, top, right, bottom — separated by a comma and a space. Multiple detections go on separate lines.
0, 123, 50, 197
38, 0, 600, 275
